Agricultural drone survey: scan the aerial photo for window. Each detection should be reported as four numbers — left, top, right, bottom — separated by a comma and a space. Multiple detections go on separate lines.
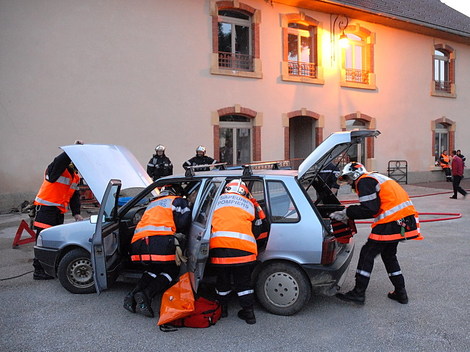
341, 112, 376, 169
267, 181, 299, 223
432, 44, 455, 97
281, 13, 323, 84
210, 2, 262, 78
340, 24, 376, 90
219, 114, 252, 166
431, 118, 455, 166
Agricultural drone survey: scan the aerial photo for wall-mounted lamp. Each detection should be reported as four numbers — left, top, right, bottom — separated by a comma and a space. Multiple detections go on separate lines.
330, 14, 350, 62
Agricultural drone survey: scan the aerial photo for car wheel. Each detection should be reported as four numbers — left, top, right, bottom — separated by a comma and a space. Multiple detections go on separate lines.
255, 262, 311, 316
58, 248, 96, 294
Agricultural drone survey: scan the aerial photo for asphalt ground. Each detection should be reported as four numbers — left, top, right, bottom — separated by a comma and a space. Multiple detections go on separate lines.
0, 179, 469, 352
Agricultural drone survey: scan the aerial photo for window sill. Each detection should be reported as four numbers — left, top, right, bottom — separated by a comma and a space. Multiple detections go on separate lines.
340, 81, 377, 90
431, 91, 456, 98
281, 74, 324, 85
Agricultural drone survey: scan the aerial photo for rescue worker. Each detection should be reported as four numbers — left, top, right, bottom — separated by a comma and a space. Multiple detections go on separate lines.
33, 141, 84, 280
209, 179, 258, 325
439, 150, 452, 182
182, 145, 217, 172
147, 144, 173, 181
330, 162, 422, 305
123, 184, 191, 318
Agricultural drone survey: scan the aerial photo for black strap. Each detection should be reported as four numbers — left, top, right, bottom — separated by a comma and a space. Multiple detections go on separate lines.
159, 324, 178, 332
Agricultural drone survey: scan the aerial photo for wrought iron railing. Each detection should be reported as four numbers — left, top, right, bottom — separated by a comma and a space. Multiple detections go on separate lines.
218, 52, 253, 71
434, 80, 451, 93
288, 61, 317, 78
345, 69, 369, 84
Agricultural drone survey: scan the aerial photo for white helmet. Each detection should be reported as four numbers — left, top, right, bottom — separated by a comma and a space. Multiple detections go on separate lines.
155, 144, 165, 153
338, 162, 367, 182
225, 179, 249, 196
196, 145, 206, 154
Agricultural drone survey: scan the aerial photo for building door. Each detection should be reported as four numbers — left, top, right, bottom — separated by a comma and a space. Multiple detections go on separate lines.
346, 119, 368, 164
219, 115, 252, 166
289, 116, 315, 166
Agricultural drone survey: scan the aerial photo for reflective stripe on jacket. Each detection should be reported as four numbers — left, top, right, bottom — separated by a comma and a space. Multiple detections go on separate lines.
34, 169, 80, 214
210, 193, 257, 265
358, 173, 421, 242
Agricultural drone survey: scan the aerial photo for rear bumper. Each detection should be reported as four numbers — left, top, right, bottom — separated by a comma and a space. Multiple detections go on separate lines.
34, 246, 59, 277
302, 241, 355, 295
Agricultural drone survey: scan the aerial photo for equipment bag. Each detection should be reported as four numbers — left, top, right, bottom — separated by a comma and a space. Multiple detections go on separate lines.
159, 296, 222, 332
331, 219, 357, 244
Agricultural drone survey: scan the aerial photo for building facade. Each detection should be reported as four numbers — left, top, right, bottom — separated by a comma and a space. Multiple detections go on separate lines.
1, 0, 469, 211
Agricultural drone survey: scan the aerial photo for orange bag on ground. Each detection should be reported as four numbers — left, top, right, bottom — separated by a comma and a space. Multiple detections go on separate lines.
157, 272, 195, 326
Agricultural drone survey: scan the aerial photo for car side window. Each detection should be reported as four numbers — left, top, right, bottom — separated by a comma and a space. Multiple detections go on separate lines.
267, 181, 299, 223
195, 181, 221, 226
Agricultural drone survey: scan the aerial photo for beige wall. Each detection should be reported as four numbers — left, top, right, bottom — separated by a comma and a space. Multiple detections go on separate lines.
1, 0, 469, 210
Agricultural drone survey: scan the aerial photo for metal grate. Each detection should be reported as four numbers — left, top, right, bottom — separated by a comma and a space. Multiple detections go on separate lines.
288, 61, 317, 78
434, 80, 451, 93
218, 52, 253, 71
345, 69, 369, 84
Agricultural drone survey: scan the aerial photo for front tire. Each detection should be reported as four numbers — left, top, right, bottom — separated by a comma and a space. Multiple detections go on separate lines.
255, 262, 311, 316
58, 248, 95, 294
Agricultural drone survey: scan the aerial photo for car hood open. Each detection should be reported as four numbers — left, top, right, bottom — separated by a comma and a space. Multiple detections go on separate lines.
61, 144, 153, 203
297, 130, 381, 181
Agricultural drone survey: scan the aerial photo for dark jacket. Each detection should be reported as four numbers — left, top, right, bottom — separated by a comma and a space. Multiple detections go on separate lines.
147, 154, 173, 181
182, 155, 217, 171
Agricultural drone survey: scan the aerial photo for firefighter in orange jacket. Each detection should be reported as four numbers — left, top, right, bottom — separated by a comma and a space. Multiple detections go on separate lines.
331, 163, 422, 305
439, 150, 452, 182
33, 145, 83, 280
210, 179, 259, 325
123, 184, 191, 318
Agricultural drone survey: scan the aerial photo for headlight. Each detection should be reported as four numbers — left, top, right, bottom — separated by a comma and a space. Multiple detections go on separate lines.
36, 233, 43, 246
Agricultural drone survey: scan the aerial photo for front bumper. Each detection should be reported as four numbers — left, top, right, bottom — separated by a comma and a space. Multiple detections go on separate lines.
34, 246, 60, 278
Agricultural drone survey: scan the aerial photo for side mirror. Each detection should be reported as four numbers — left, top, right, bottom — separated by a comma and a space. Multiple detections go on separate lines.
90, 215, 105, 224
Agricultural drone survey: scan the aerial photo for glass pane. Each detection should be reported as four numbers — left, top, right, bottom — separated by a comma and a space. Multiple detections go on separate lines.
434, 133, 440, 159
434, 50, 444, 56
235, 25, 249, 55
218, 22, 232, 52
236, 128, 251, 164
288, 34, 298, 61
219, 128, 234, 165
267, 181, 299, 223
347, 33, 362, 41
288, 23, 309, 30
345, 46, 352, 68
195, 182, 220, 225
300, 36, 311, 62
220, 114, 250, 122
219, 10, 249, 20
355, 46, 362, 69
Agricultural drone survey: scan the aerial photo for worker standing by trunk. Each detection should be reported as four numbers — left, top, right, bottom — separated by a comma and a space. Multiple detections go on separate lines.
331, 162, 422, 305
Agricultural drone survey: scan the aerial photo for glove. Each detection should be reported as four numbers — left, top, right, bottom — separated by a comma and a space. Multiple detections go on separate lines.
330, 209, 348, 223
174, 237, 187, 266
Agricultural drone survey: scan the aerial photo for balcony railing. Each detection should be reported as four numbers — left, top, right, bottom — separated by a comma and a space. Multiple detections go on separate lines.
434, 80, 451, 93
345, 69, 369, 84
288, 61, 317, 78
218, 52, 253, 71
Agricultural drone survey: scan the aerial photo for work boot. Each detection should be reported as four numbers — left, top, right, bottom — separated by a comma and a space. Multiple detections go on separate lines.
387, 290, 408, 304
221, 304, 228, 318
134, 292, 154, 318
336, 288, 365, 305
123, 293, 136, 313
237, 308, 256, 325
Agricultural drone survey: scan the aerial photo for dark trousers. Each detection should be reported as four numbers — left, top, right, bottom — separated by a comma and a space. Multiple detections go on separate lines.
443, 168, 452, 182
452, 175, 467, 197
215, 265, 254, 309
135, 263, 179, 300
354, 240, 405, 294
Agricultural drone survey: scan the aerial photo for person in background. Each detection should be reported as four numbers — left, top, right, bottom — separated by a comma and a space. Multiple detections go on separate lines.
450, 150, 467, 199
439, 150, 452, 182
33, 141, 84, 280
147, 144, 173, 181
330, 162, 422, 305
318, 161, 340, 195
456, 149, 466, 168
182, 145, 217, 172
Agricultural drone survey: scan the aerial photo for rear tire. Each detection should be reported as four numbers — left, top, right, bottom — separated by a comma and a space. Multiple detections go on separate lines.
255, 262, 311, 316
58, 248, 95, 294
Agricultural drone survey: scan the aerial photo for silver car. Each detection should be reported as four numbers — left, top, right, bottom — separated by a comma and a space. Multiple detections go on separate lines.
34, 130, 379, 315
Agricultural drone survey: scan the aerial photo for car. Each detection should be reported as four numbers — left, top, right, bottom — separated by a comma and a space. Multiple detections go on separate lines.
35, 130, 380, 315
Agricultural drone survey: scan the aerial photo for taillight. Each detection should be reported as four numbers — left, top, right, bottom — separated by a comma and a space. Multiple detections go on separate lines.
321, 236, 337, 265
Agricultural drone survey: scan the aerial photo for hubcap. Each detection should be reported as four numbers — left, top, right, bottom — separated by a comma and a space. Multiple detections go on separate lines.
264, 272, 299, 307
68, 258, 93, 288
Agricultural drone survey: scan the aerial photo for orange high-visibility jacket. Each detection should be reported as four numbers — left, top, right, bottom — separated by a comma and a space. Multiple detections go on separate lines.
440, 154, 450, 169
130, 195, 179, 263
34, 169, 80, 214
358, 173, 421, 242
210, 192, 257, 265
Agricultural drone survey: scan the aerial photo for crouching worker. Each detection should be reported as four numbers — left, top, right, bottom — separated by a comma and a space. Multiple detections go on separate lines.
331, 163, 422, 305
210, 179, 259, 325
123, 185, 191, 317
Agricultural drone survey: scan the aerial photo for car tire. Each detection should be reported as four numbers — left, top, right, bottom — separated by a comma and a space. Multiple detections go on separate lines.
58, 248, 96, 294
255, 262, 311, 316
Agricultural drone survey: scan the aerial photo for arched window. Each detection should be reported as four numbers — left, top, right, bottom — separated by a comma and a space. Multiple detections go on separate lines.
219, 114, 253, 165
432, 44, 455, 97
431, 118, 455, 164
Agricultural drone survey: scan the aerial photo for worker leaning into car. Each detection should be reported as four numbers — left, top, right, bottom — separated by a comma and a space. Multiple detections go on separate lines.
123, 184, 191, 318
182, 145, 217, 172
331, 162, 422, 305
209, 179, 265, 325
32, 141, 84, 280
